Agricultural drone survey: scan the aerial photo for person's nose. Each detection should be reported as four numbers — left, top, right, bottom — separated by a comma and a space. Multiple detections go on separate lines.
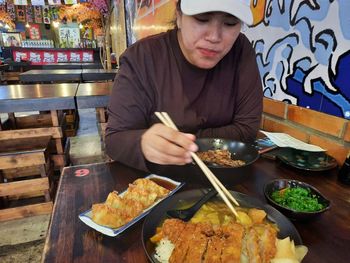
205, 22, 222, 43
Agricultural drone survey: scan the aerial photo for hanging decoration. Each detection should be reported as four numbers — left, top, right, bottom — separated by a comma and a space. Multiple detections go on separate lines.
91, 0, 109, 17
34, 6, 43, 23
26, 5, 34, 23
58, 3, 102, 29
64, 0, 77, 4
48, 0, 62, 5
42, 5, 51, 24
89, 0, 113, 69
0, 10, 15, 29
16, 5, 26, 22
50, 6, 59, 21
14, 0, 28, 5
7, 3, 16, 21
31, 0, 45, 6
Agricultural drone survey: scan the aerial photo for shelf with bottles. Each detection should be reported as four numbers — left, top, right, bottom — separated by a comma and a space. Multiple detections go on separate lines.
22, 39, 55, 48
79, 39, 97, 49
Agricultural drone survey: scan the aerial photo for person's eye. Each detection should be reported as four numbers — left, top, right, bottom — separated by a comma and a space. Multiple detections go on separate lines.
224, 20, 240, 26
194, 16, 209, 23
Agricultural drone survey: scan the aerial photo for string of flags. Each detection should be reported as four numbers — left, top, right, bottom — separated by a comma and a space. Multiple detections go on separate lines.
0, 1, 96, 25
0, 1, 95, 7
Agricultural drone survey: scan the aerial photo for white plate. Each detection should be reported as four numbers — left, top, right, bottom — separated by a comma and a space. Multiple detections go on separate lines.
79, 174, 184, 237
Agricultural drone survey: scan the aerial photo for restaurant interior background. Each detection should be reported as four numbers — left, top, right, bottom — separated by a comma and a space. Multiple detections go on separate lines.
1, 0, 349, 118
0, 0, 350, 189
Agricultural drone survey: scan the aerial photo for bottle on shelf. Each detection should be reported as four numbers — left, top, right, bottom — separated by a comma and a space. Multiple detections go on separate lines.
338, 151, 350, 185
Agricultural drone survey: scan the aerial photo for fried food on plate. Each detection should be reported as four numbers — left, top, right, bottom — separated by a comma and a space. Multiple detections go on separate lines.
91, 178, 170, 228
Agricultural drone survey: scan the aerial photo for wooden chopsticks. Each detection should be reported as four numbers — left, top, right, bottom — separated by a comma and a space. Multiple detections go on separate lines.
155, 112, 240, 218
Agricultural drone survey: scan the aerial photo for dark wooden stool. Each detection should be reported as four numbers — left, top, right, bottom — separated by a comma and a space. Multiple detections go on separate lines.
0, 136, 53, 221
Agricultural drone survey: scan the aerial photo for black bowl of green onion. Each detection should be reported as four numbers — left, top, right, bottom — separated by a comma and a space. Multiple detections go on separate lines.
264, 179, 331, 221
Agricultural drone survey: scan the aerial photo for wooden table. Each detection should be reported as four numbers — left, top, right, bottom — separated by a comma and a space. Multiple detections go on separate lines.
0, 83, 79, 168
76, 82, 112, 137
41, 63, 83, 70
42, 159, 350, 262
19, 69, 82, 83
81, 63, 104, 69
76, 82, 112, 109
81, 69, 118, 82
41, 63, 103, 70
0, 83, 78, 113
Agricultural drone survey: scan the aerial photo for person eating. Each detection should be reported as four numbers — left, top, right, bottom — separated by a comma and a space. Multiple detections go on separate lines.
106, 0, 263, 172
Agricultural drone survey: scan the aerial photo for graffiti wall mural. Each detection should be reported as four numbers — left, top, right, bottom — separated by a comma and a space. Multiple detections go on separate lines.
246, 0, 350, 119
122, 0, 350, 119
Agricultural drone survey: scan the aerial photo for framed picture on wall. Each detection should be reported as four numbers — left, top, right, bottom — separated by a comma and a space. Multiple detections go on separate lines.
28, 24, 41, 40
1, 32, 22, 47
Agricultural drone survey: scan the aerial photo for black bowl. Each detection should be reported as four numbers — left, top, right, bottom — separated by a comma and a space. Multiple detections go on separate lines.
275, 148, 338, 171
195, 138, 259, 184
196, 138, 260, 168
147, 138, 259, 186
264, 179, 331, 221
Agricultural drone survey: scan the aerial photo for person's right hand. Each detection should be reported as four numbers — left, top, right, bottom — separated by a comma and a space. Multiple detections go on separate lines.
141, 123, 198, 165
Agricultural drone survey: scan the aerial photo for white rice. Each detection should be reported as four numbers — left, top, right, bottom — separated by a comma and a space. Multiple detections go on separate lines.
154, 238, 175, 263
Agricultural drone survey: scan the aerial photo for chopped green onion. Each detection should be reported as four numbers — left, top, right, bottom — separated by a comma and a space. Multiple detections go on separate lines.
271, 187, 325, 212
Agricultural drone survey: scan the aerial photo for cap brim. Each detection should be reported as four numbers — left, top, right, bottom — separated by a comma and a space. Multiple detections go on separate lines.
181, 0, 253, 26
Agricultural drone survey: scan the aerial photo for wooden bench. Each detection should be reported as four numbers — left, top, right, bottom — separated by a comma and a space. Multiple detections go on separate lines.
0, 136, 53, 221
0, 83, 78, 170
0, 111, 70, 170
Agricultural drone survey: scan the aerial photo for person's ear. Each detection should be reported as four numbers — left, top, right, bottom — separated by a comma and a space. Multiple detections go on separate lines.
176, 10, 182, 29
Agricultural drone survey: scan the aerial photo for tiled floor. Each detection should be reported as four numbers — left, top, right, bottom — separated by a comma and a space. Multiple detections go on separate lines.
0, 109, 107, 262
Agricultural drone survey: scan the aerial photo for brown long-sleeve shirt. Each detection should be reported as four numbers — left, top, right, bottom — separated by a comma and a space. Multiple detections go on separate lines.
106, 29, 263, 172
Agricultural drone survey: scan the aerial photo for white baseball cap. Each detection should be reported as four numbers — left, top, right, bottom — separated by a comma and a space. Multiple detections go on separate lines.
180, 0, 253, 26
